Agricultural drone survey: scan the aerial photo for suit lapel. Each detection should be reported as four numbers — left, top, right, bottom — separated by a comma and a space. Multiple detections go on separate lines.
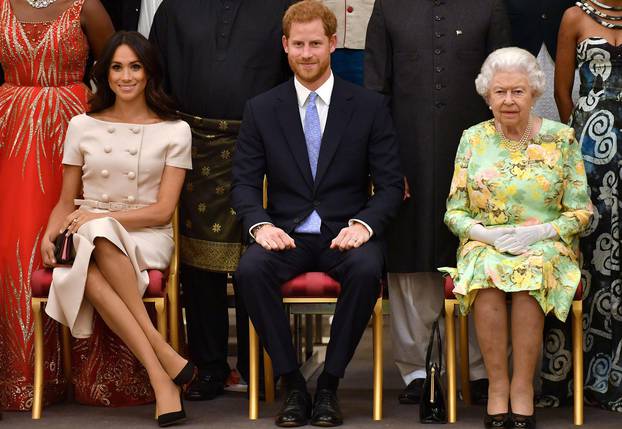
314, 78, 354, 190
275, 80, 314, 190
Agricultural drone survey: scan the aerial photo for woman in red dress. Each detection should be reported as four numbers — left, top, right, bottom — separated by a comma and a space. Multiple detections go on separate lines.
0, 0, 116, 410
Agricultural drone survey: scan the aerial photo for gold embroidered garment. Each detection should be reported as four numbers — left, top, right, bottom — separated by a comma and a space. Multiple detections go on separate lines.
178, 113, 244, 272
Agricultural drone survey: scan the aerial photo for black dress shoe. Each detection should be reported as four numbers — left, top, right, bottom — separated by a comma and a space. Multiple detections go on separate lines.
398, 378, 424, 404
173, 361, 197, 387
275, 389, 312, 427
471, 378, 489, 406
511, 413, 536, 429
184, 373, 224, 401
310, 389, 343, 427
484, 412, 510, 428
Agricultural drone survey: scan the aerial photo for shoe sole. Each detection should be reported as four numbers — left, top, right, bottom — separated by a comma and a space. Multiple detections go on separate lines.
158, 416, 186, 427
310, 420, 343, 427
275, 420, 309, 427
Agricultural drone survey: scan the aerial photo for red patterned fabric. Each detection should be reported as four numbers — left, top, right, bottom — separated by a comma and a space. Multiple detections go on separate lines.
0, 0, 91, 410
31, 269, 167, 298
443, 275, 584, 300
281, 272, 341, 298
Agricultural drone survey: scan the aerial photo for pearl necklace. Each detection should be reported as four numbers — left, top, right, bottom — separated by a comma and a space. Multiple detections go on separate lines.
26, 0, 58, 9
496, 116, 533, 151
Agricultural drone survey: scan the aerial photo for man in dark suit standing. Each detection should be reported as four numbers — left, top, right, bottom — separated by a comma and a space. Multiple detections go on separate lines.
232, 1, 403, 426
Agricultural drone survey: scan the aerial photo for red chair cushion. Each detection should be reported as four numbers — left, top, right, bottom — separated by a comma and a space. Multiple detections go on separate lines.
443, 275, 583, 301
31, 268, 168, 298
281, 272, 341, 298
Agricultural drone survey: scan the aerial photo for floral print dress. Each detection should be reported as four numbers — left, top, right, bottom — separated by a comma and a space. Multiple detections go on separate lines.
440, 118, 593, 322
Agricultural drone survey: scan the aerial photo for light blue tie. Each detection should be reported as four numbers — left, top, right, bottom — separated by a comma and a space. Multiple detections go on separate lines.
296, 92, 322, 234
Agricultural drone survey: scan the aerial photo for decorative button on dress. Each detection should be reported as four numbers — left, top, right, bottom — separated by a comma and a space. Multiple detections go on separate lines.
46, 114, 192, 338
440, 119, 593, 322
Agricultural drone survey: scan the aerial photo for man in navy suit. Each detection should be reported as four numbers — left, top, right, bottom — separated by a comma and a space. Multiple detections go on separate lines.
232, 1, 402, 426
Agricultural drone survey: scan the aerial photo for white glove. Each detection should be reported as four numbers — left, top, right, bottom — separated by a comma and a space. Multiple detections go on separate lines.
468, 224, 514, 245
493, 223, 558, 255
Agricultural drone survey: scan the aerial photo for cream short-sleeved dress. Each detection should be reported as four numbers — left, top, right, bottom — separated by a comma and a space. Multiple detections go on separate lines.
46, 113, 192, 338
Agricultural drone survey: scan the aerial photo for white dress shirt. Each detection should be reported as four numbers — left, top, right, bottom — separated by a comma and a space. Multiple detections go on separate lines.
250, 72, 373, 239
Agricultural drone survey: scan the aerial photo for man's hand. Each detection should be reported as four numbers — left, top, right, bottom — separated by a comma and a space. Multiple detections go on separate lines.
255, 225, 296, 251
330, 222, 370, 251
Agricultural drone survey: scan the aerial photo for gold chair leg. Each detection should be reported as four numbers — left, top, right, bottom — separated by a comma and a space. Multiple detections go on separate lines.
458, 313, 471, 405
249, 319, 260, 420
572, 300, 584, 426
372, 297, 383, 420
444, 299, 457, 423
32, 298, 45, 419
263, 349, 275, 403
154, 298, 167, 340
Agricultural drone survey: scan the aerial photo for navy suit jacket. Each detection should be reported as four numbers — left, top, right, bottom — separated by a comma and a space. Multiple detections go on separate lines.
232, 76, 403, 240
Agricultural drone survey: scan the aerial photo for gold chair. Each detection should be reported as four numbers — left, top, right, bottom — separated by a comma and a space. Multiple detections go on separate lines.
248, 273, 384, 421
443, 275, 584, 425
30, 208, 181, 419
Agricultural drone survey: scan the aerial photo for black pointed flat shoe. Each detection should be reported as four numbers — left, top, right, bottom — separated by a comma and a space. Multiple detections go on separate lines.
172, 361, 197, 387
484, 412, 510, 428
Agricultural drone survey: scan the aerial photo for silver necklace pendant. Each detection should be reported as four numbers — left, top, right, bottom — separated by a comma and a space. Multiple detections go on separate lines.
26, 0, 58, 9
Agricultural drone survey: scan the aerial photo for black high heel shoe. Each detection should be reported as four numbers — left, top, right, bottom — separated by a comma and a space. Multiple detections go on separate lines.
172, 361, 196, 387
511, 413, 536, 429
157, 392, 186, 427
484, 412, 510, 428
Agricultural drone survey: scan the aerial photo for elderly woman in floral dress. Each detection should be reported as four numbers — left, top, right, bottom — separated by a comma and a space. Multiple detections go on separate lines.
441, 47, 592, 429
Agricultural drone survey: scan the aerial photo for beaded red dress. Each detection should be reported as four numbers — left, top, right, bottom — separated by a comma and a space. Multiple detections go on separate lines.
0, 0, 152, 409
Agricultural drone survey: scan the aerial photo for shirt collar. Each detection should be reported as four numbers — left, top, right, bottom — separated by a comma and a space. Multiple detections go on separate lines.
294, 71, 334, 108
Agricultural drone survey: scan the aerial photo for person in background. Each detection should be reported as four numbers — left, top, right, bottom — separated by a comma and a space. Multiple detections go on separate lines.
42, 31, 194, 427
323, 0, 375, 85
150, 0, 292, 401
138, 0, 163, 37
545, 0, 622, 410
504, 0, 575, 121
442, 47, 592, 429
365, 0, 511, 406
101, 0, 140, 31
0, 0, 113, 411
232, 2, 402, 426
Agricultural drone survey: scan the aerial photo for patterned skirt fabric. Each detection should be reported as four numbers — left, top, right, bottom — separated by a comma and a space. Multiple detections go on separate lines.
178, 114, 244, 273
541, 39, 622, 410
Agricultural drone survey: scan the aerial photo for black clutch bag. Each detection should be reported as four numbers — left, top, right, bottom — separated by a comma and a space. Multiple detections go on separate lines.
420, 320, 447, 424
54, 230, 75, 266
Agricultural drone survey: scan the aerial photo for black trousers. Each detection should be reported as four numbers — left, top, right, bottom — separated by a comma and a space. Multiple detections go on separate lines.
181, 265, 232, 378
234, 229, 382, 378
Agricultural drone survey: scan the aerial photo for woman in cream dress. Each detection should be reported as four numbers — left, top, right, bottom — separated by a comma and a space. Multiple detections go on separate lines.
41, 31, 194, 426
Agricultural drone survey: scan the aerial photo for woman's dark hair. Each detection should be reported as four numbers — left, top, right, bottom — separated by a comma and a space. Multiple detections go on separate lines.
89, 31, 178, 120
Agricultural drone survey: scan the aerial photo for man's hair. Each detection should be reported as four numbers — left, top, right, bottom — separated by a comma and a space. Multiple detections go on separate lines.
282, 0, 337, 38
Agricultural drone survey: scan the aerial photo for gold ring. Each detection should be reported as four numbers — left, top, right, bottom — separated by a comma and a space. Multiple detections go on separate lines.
72, 218, 78, 223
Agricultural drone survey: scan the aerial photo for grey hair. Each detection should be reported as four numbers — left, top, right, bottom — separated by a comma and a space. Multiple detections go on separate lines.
475, 47, 545, 101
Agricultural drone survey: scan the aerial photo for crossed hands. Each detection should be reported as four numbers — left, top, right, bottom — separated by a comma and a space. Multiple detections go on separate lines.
41, 210, 105, 267
254, 223, 371, 252
469, 223, 557, 255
